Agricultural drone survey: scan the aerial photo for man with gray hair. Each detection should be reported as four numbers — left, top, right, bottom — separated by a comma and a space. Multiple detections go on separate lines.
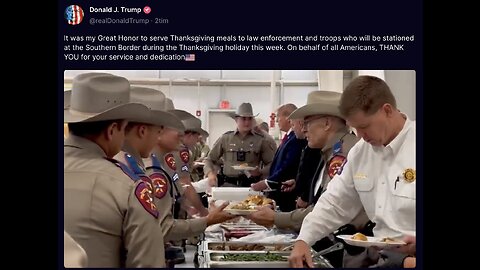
289, 76, 416, 268
249, 91, 367, 267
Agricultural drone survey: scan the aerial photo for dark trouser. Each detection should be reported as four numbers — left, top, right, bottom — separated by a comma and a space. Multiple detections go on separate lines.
266, 189, 297, 212
173, 201, 181, 219
218, 174, 260, 187
198, 192, 208, 207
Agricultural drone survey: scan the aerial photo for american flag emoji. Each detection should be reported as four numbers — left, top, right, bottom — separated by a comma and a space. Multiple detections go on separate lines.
65, 5, 84, 25
185, 54, 195, 61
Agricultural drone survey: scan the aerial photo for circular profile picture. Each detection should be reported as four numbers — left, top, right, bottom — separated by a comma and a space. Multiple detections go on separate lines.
65, 5, 84, 25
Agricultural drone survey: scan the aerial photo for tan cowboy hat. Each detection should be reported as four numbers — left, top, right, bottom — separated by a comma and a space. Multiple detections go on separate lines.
129, 87, 185, 131
182, 117, 209, 137
64, 73, 150, 123
163, 97, 206, 135
165, 108, 209, 137
64, 90, 71, 110
229, 102, 259, 118
255, 117, 264, 126
288, 90, 344, 120
165, 98, 175, 110
163, 98, 195, 121
169, 109, 196, 120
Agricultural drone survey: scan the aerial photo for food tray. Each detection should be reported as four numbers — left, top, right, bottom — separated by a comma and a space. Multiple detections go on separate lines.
205, 241, 294, 252
204, 250, 332, 268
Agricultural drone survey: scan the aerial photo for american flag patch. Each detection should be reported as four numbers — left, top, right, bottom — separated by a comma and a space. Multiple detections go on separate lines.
65, 5, 84, 25
185, 54, 195, 61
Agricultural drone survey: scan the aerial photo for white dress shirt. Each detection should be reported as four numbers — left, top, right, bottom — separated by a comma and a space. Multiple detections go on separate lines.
297, 117, 416, 245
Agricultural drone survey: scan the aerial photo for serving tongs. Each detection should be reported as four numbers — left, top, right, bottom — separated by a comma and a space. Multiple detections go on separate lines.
281, 241, 343, 254
303, 242, 344, 268
313, 242, 344, 257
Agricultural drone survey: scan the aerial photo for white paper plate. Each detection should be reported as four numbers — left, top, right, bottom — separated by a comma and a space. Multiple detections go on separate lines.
336, 235, 406, 248
232, 165, 257, 171
224, 208, 257, 215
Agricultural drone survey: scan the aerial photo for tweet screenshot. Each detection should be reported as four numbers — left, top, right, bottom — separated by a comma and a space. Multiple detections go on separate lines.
60, 0, 422, 269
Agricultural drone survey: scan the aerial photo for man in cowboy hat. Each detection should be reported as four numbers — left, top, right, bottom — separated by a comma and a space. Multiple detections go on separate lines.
64, 73, 166, 267
289, 76, 416, 268
247, 90, 369, 267
141, 96, 232, 229
191, 134, 211, 182
114, 86, 186, 176
204, 102, 276, 187
177, 116, 209, 185
119, 88, 232, 266
157, 100, 211, 218
167, 111, 212, 221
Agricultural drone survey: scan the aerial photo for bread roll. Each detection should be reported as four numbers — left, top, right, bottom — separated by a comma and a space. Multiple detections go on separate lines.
351, 232, 368, 241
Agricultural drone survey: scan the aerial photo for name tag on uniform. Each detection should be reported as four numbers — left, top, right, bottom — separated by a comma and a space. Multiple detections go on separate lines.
354, 172, 367, 180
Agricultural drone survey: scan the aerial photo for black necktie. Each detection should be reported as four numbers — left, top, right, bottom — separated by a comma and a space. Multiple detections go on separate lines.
309, 157, 325, 205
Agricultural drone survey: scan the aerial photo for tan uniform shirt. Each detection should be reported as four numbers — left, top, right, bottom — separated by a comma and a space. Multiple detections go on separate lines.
190, 145, 201, 182
274, 129, 369, 231
173, 143, 192, 180
204, 129, 276, 177
143, 148, 207, 241
191, 143, 210, 182
314, 129, 360, 200
64, 231, 88, 267
64, 135, 165, 267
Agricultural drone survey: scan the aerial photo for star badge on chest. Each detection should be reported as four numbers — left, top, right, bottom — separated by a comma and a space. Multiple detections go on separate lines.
403, 168, 416, 183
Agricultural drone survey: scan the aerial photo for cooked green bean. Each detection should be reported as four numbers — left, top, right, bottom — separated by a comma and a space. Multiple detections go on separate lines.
219, 253, 287, 261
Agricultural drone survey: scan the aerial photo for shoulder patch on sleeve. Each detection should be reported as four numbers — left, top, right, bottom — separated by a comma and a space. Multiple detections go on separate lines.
179, 149, 190, 164
327, 155, 347, 179
149, 172, 169, 199
135, 181, 159, 218
164, 153, 176, 171
104, 157, 140, 182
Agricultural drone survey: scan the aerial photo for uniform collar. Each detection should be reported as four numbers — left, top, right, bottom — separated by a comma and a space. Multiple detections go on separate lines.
122, 142, 144, 167
153, 146, 167, 157
385, 115, 414, 156
180, 142, 189, 150
322, 127, 350, 153
234, 129, 255, 136
64, 134, 108, 157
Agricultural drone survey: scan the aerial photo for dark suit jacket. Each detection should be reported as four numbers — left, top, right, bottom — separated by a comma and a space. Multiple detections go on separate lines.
293, 145, 322, 202
267, 131, 305, 211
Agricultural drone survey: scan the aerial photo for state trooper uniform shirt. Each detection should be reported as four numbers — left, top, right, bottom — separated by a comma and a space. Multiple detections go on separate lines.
173, 143, 193, 180
204, 129, 275, 177
64, 135, 165, 267
143, 148, 207, 241
310, 128, 359, 205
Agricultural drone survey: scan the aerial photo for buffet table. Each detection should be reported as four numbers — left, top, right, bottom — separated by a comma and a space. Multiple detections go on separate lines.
194, 187, 334, 268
